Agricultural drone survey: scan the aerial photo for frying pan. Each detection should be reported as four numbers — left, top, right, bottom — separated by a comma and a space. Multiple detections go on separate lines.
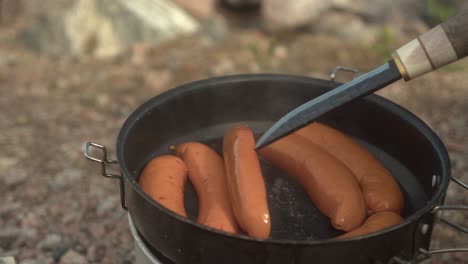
85, 74, 467, 263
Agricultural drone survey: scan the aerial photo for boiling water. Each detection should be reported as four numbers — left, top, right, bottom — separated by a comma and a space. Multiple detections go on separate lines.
136, 121, 427, 241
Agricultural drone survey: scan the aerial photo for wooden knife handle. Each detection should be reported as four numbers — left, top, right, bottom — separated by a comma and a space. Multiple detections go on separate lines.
392, 9, 468, 80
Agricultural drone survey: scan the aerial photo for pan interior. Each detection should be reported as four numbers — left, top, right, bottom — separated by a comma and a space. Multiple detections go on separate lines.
134, 121, 426, 241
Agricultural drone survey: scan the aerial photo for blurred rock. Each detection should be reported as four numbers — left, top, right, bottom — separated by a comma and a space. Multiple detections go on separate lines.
211, 57, 235, 75
0, 227, 20, 248
0, 156, 18, 171
0, 53, 17, 67
19, 258, 54, 264
86, 243, 106, 262
332, 0, 393, 20
59, 250, 87, 264
309, 11, 380, 43
173, 0, 215, 19
96, 196, 119, 216
21, 213, 42, 229
38, 234, 62, 250
273, 45, 288, 60
0, 256, 16, 264
221, 0, 261, 9
0, 202, 22, 216
130, 43, 151, 65
144, 70, 174, 93
261, 0, 332, 32
21, 0, 199, 58
87, 223, 106, 240
49, 241, 75, 262
21, 228, 38, 240
49, 168, 83, 190
261, 0, 428, 39
0, 0, 23, 25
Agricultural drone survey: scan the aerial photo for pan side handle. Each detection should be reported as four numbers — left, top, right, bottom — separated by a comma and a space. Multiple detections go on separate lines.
392, 176, 468, 264
432, 176, 468, 233
84, 142, 128, 210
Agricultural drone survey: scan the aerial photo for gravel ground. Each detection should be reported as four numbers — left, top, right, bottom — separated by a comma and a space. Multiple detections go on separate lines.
0, 24, 467, 263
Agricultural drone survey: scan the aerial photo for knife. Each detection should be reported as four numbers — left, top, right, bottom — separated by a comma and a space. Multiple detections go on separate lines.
255, 10, 468, 150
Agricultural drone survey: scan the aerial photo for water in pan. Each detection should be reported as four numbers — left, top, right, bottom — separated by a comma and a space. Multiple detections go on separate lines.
136, 121, 427, 241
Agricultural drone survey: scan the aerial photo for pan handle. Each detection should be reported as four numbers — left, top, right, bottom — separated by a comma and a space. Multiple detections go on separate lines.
330, 66, 360, 82
84, 142, 128, 210
423, 176, 468, 258
432, 176, 468, 233
392, 176, 468, 264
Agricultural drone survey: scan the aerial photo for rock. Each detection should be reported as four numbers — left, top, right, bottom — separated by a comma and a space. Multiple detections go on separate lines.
0, 227, 21, 249
21, 212, 42, 229
49, 168, 83, 190
87, 223, 106, 240
0, 157, 28, 188
86, 243, 106, 262
332, 0, 393, 20
0, 256, 16, 264
22, 228, 38, 240
211, 57, 236, 75
21, 0, 199, 58
261, 0, 333, 32
0, 203, 21, 216
172, 0, 215, 19
38, 234, 62, 250
0, 156, 17, 170
261, 0, 427, 38
97, 195, 119, 216
309, 11, 380, 43
49, 241, 75, 262
0, 0, 23, 25
144, 70, 174, 93
0, 249, 19, 258
59, 250, 87, 264
273, 45, 288, 60
0, 52, 16, 69
130, 43, 151, 65
1, 172, 28, 188
221, 0, 261, 9
20, 257, 54, 264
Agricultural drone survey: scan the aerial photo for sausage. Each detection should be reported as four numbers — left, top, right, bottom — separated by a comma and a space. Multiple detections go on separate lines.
223, 125, 271, 239
138, 155, 188, 217
295, 123, 404, 214
174, 142, 240, 234
335, 212, 403, 239
258, 134, 366, 231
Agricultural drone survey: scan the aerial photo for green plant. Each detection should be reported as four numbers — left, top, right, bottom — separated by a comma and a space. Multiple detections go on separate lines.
427, 0, 456, 23
375, 25, 394, 62
249, 37, 277, 71
441, 63, 465, 72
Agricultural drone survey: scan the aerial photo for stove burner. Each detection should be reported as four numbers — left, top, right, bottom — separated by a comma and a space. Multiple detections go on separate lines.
129, 215, 175, 264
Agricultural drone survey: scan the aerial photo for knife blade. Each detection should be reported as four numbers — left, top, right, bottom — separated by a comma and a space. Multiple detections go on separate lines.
255, 61, 401, 149
255, 10, 468, 150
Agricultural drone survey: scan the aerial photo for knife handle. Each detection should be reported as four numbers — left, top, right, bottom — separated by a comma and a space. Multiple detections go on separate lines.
392, 9, 468, 81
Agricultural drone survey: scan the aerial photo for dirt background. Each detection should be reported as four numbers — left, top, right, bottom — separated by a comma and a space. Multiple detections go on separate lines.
0, 1, 467, 263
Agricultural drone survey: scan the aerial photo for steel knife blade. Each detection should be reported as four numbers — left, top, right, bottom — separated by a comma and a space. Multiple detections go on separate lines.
255, 60, 402, 149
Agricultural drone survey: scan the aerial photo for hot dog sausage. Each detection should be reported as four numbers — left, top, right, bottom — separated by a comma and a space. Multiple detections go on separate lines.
138, 155, 188, 217
295, 123, 404, 214
335, 212, 403, 239
174, 142, 239, 234
258, 134, 366, 231
223, 125, 271, 239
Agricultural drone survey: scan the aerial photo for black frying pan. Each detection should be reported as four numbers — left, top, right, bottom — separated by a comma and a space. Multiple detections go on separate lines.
85, 74, 466, 263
